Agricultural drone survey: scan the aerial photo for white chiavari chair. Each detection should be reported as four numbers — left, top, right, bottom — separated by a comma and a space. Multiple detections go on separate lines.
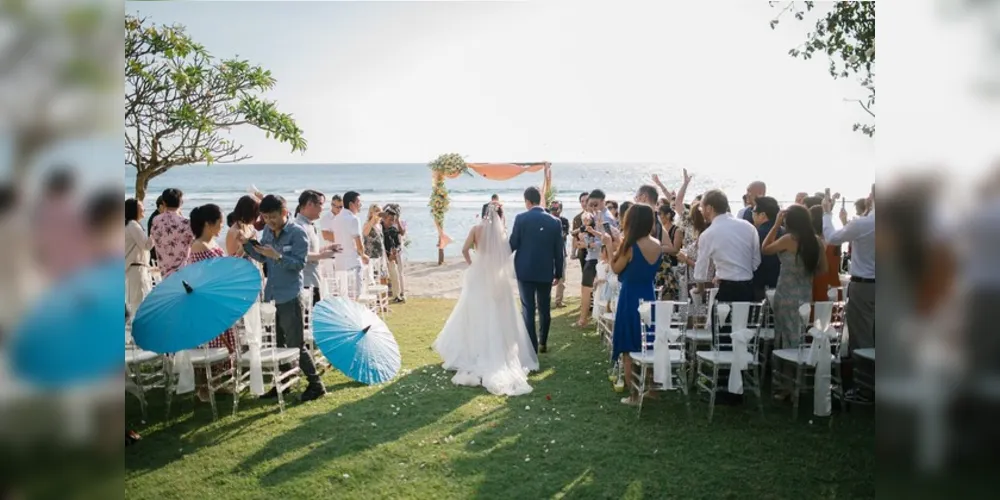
694, 301, 767, 423
771, 300, 846, 419
632, 301, 689, 418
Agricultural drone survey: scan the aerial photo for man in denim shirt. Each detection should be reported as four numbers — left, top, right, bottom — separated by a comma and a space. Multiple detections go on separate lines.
243, 195, 326, 402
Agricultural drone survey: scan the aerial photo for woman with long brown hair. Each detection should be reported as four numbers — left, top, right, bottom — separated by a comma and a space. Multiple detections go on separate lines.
600, 204, 662, 406
762, 205, 828, 350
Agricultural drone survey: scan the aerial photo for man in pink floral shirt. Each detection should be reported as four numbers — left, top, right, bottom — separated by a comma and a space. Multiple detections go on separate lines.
149, 188, 194, 278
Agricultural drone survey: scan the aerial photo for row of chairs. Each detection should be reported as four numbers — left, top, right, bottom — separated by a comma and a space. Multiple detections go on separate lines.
628, 299, 852, 422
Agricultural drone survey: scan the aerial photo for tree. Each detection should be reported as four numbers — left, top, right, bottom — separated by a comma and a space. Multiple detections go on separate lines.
125, 14, 306, 201
770, 1, 875, 137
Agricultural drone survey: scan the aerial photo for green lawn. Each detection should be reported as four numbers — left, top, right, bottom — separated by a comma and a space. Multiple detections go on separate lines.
125, 298, 874, 499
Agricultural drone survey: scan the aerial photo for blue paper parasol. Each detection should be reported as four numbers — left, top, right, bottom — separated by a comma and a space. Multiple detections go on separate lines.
10, 259, 124, 389
313, 297, 401, 385
132, 257, 261, 354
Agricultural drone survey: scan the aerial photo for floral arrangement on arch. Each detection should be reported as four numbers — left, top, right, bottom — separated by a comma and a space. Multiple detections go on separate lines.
428, 153, 470, 229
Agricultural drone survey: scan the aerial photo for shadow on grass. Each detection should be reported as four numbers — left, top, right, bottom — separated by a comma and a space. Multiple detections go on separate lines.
234, 367, 478, 487
437, 307, 877, 499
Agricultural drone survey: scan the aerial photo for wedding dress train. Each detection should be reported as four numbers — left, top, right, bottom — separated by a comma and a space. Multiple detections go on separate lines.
432, 206, 538, 396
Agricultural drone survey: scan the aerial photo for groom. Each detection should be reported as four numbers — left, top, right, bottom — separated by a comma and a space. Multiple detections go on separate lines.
510, 187, 565, 354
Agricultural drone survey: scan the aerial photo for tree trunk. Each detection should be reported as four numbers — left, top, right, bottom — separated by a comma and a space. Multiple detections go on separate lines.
134, 170, 149, 202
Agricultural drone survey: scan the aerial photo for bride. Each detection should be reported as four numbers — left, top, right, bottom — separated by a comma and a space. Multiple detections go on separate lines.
433, 202, 539, 396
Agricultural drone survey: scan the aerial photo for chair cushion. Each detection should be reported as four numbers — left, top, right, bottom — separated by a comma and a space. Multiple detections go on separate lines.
683, 329, 712, 342
240, 348, 300, 365
125, 349, 159, 364
696, 351, 760, 366
854, 348, 875, 362
629, 349, 685, 365
188, 348, 231, 365
772, 348, 835, 365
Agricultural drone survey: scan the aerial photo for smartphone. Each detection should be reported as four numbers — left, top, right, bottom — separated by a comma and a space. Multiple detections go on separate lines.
602, 222, 612, 233
825, 188, 832, 199
841, 198, 847, 211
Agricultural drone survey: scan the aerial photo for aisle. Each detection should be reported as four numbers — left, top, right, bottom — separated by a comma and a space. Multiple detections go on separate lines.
125, 298, 875, 499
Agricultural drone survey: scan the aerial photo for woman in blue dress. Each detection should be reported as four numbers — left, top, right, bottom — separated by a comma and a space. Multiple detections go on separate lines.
603, 204, 663, 406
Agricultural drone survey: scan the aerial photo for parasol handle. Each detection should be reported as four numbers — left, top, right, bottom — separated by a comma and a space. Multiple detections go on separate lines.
182, 281, 194, 294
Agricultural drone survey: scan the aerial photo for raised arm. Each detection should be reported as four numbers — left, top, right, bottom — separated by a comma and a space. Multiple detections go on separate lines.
673, 168, 693, 215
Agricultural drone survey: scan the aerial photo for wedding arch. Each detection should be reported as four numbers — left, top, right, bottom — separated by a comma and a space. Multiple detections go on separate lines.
428, 153, 554, 265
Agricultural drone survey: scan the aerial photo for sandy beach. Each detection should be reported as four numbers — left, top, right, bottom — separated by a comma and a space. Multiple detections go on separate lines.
403, 258, 583, 300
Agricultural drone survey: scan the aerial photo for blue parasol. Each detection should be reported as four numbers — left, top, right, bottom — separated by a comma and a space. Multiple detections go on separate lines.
313, 297, 401, 385
9, 259, 124, 388
132, 257, 261, 354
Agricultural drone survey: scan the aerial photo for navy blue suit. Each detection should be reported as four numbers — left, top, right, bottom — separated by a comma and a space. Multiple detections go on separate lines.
510, 206, 565, 351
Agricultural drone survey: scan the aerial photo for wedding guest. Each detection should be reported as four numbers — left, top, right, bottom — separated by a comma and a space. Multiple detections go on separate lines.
822, 187, 875, 403
384, 203, 408, 300
605, 200, 619, 222
795, 192, 809, 205
855, 198, 869, 217
150, 188, 195, 279
382, 207, 405, 303
296, 190, 338, 305
587, 189, 617, 229
320, 194, 343, 244
656, 204, 685, 301
618, 202, 634, 221
601, 204, 661, 406
243, 195, 326, 402
332, 191, 369, 297
576, 212, 601, 328
694, 189, 760, 303
548, 201, 571, 308
803, 195, 823, 209
810, 205, 843, 301
147, 195, 165, 266
751, 196, 783, 301
570, 192, 590, 273
742, 181, 767, 224
762, 205, 826, 350
225, 196, 260, 257
635, 184, 663, 236
673, 170, 715, 287
363, 204, 386, 263
125, 198, 155, 316
737, 194, 753, 221
185, 204, 237, 401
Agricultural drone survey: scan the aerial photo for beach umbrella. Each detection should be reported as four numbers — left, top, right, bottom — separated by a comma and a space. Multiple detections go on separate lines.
9, 259, 124, 388
132, 257, 261, 354
312, 297, 401, 385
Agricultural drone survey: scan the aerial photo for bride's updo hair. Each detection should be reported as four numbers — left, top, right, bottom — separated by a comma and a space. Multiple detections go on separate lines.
482, 203, 503, 220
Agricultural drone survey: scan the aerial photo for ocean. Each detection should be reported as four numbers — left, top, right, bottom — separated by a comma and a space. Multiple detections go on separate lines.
124, 163, 867, 261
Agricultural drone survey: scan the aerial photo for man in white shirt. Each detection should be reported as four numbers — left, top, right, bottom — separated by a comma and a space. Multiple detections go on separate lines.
694, 189, 762, 303
331, 191, 369, 296
822, 186, 875, 357
320, 194, 343, 244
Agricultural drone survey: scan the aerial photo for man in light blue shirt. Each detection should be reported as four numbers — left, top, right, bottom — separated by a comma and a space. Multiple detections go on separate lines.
244, 195, 326, 402
822, 187, 875, 402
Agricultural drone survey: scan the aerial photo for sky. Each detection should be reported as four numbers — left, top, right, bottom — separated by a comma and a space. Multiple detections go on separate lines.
121, 0, 1000, 192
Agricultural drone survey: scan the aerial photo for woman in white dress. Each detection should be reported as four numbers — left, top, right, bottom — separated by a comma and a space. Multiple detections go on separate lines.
433, 203, 539, 396
125, 198, 155, 316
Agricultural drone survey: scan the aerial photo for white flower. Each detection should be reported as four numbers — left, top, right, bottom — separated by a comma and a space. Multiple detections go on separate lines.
848, 54, 859, 65
865, 47, 874, 60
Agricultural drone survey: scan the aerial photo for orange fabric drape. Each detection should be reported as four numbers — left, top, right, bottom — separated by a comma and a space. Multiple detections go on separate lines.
441, 163, 549, 181
434, 162, 552, 250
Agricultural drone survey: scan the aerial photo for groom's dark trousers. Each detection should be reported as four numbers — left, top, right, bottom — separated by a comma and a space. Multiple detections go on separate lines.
518, 281, 552, 352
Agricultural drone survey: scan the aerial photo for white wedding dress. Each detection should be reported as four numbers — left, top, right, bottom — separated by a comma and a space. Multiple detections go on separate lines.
432, 207, 539, 396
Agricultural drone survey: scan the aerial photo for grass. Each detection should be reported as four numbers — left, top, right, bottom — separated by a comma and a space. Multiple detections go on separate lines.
125, 298, 874, 499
